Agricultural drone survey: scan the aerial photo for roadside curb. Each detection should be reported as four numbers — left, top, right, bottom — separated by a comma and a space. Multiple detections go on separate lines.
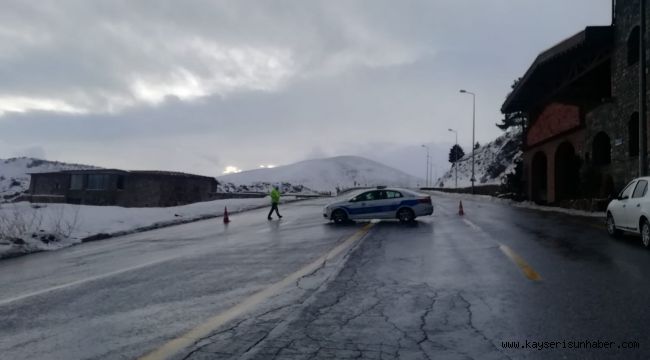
425, 190, 606, 219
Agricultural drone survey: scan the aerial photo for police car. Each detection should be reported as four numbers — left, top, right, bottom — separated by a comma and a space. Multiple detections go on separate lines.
323, 187, 433, 224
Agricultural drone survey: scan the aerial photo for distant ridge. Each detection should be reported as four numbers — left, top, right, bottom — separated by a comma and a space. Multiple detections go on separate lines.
219, 155, 424, 192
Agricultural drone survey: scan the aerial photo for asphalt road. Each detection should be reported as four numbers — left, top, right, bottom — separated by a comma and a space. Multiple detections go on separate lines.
2, 194, 650, 359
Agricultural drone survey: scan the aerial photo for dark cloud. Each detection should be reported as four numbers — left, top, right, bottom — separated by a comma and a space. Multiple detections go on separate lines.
0, 0, 611, 175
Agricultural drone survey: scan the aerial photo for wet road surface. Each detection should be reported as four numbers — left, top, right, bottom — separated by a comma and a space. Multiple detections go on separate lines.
2, 194, 650, 359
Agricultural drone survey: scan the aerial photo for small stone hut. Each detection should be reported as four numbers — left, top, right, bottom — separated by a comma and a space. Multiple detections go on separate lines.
28, 169, 219, 207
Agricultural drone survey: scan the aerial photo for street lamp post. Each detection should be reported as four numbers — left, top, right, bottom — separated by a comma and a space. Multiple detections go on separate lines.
460, 89, 476, 194
421, 145, 430, 187
448, 128, 458, 188
640, 0, 647, 176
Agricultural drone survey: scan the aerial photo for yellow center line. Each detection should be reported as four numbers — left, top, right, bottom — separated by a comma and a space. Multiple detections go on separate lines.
139, 222, 375, 360
461, 218, 542, 282
498, 244, 542, 281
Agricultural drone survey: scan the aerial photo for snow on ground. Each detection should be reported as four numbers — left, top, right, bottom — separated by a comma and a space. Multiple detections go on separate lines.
219, 156, 424, 192
435, 128, 522, 189
426, 190, 605, 218
0, 196, 294, 259
0, 157, 98, 202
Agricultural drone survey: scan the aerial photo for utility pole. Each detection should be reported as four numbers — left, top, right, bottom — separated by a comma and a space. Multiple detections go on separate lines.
460, 90, 477, 194
421, 145, 430, 187
641, 0, 648, 176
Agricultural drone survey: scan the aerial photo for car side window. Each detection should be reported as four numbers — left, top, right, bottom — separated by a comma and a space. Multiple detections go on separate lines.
386, 191, 403, 199
620, 181, 636, 199
368, 191, 381, 201
633, 180, 648, 198
356, 191, 378, 201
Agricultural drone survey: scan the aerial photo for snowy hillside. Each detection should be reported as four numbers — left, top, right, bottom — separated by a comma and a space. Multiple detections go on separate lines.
219, 156, 424, 192
0, 158, 99, 202
435, 128, 522, 188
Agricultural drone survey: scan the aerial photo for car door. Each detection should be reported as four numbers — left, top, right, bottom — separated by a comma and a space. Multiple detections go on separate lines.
369, 190, 397, 219
626, 179, 648, 231
382, 190, 405, 218
614, 180, 636, 229
346, 191, 380, 219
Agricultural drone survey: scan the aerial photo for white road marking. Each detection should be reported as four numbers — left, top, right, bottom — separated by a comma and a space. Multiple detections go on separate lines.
0, 255, 181, 307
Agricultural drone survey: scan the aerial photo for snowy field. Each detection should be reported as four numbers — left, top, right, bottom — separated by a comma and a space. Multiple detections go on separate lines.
0, 196, 294, 259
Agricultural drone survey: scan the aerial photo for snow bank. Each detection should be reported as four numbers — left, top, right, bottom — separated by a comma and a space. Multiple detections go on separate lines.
0, 196, 293, 259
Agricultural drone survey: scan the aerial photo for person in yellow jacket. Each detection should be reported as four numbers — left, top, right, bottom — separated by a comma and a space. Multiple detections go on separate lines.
268, 186, 283, 220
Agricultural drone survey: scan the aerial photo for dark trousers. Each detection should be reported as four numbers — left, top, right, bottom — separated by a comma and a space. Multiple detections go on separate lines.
268, 203, 281, 218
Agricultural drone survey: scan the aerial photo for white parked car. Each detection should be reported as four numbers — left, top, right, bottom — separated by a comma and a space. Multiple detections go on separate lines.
606, 177, 650, 246
323, 187, 433, 224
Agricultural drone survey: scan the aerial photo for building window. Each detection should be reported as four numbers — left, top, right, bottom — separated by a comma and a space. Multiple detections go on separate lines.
87, 174, 109, 190
70, 174, 84, 190
592, 132, 611, 166
117, 175, 125, 190
628, 26, 640, 66
630, 112, 640, 157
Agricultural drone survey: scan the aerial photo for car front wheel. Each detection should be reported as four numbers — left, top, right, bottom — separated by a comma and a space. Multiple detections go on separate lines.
332, 209, 348, 225
642, 219, 650, 248
606, 213, 620, 237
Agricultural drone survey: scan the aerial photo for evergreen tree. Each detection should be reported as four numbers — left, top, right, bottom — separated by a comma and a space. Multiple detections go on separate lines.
497, 78, 528, 130
474, 142, 480, 150
448, 144, 465, 164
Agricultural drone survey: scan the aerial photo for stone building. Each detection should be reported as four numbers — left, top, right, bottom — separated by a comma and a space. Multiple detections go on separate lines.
503, 0, 648, 204
28, 169, 219, 207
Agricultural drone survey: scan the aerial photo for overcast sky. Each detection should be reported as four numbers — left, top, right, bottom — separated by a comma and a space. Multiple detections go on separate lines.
0, 0, 611, 177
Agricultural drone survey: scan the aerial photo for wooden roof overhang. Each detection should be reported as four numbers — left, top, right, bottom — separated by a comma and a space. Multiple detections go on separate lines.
502, 26, 613, 114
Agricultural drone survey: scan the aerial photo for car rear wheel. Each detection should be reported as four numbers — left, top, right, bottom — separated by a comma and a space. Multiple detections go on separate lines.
397, 208, 415, 223
606, 213, 620, 238
642, 219, 650, 248
332, 209, 348, 224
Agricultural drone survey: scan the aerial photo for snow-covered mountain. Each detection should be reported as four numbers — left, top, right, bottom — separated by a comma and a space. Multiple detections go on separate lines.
0, 158, 99, 202
435, 128, 522, 188
219, 156, 424, 192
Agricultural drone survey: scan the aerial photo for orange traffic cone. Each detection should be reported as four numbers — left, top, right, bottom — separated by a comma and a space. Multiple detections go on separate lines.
458, 201, 465, 216
223, 206, 231, 224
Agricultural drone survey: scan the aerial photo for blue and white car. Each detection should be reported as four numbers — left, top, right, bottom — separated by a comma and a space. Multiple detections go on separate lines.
323, 187, 433, 224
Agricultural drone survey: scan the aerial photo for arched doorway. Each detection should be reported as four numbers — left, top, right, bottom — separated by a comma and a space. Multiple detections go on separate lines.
592, 132, 611, 166
531, 151, 547, 203
555, 142, 580, 201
